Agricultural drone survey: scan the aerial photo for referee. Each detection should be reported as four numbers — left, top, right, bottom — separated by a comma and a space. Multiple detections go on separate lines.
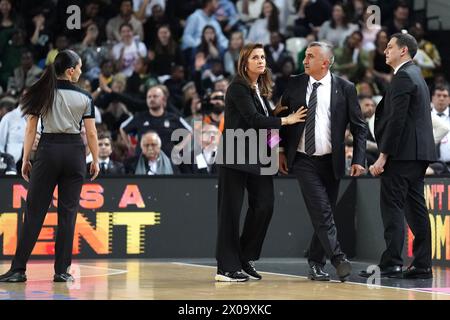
0, 50, 100, 283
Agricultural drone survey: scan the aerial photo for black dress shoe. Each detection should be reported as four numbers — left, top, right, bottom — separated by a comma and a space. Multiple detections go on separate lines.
54, 273, 75, 282
308, 264, 330, 281
359, 265, 402, 278
0, 270, 27, 283
215, 269, 249, 282
242, 261, 262, 280
401, 266, 433, 279
335, 259, 352, 282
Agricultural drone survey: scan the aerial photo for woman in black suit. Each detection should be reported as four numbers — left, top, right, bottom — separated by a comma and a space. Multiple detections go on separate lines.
215, 43, 307, 282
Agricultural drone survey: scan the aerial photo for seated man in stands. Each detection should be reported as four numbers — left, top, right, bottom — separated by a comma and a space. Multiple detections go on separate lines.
88, 131, 125, 175
127, 131, 178, 175
179, 123, 219, 174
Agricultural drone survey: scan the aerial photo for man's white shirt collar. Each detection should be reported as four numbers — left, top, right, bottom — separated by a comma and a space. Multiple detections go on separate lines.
394, 60, 411, 75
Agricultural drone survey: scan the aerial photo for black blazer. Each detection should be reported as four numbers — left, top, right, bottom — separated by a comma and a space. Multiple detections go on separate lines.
280, 73, 367, 179
87, 159, 125, 175
375, 60, 436, 162
218, 75, 282, 174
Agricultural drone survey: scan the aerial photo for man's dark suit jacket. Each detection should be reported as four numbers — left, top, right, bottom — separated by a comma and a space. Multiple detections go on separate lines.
375, 60, 436, 162
87, 159, 125, 175
280, 72, 367, 179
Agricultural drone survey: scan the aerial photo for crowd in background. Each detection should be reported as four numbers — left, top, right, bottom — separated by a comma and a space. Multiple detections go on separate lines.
0, 0, 448, 176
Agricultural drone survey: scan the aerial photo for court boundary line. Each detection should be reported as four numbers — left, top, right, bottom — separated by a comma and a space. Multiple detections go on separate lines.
172, 262, 450, 298
0, 263, 128, 282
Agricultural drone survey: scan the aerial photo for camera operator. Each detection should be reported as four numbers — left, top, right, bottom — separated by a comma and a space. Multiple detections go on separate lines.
202, 89, 225, 132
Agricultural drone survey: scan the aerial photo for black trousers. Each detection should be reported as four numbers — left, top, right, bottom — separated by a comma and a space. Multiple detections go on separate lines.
11, 133, 86, 274
216, 166, 274, 271
291, 152, 345, 267
379, 160, 431, 269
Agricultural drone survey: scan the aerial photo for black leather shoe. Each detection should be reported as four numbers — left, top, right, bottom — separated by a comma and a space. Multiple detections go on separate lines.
359, 265, 402, 278
0, 270, 27, 282
335, 259, 352, 282
308, 264, 330, 281
54, 273, 75, 282
400, 266, 433, 279
215, 269, 249, 282
242, 261, 262, 280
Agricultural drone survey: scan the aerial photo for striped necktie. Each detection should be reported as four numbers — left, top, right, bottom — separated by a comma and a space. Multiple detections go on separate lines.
305, 82, 321, 156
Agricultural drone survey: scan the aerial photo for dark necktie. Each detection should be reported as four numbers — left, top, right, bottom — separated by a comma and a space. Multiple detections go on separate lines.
101, 162, 107, 174
438, 112, 445, 117
305, 82, 321, 156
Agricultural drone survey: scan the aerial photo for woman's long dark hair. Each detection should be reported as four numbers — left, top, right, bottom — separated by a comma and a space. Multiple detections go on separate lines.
154, 24, 177, 56
21, 49, 81, 116
260, 0, 279, 33
198, 25, 217, 57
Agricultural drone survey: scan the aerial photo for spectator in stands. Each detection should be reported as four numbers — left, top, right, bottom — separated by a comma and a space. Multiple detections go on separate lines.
7, 50, 42, 95
385, 1, 411, 36
199, 59, 226, 94
368, 29, 392, 93
164, 65, 187, 113
410, 22, 442, 84
100, 74, 132, 140
333, 31, 369, 83
224, 31, 244, 76
0, 151, 16, 175
148, 24, 184, 77
126, 56, 159, 100
134, 0, 166, 22
246, 0, 280, 46
88, 131, 125, 175
317, 3, 359, 48
0, 0, 25, 51
359, 4, 381, 52
45, 33, 70, 65
236, 0, 264, 25
106, 0, 144, 42
193, 25, 225, 74
293, 0, 332, 37
112, 23, 147, 77
215, 0, 241, 35
143, 3, 181, 46
431, 85, 450, 156
73, 22, 109, 82
77, 0, 106, 43
0, 29, 27, 91
0, 96, 25, 164
202, 89, 226, 132
181, 0, 229, 59
273, 57, 295, 103
264, 31, 291, 76
0, 95, 16, 120
182, 81, 200, 118
120, 85, 188, 157
179, 123, 219, 174
28, 7, 53, 63
130, 130, 177, 175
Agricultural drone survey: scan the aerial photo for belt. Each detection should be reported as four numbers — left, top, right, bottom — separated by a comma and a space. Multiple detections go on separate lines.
296, 151, 332, 160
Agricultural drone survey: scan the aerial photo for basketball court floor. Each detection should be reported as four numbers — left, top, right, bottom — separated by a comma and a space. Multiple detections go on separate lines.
0, 258, 449, 300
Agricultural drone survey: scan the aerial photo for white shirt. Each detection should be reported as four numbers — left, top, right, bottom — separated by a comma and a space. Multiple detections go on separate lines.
297, 71, 332, 155
148, 158, 158, 175
432, 106, 450, 162
393, 60, 411, 74
112, 41, 147, 77
0, 107, 26, 163
255, 84, 269, 116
